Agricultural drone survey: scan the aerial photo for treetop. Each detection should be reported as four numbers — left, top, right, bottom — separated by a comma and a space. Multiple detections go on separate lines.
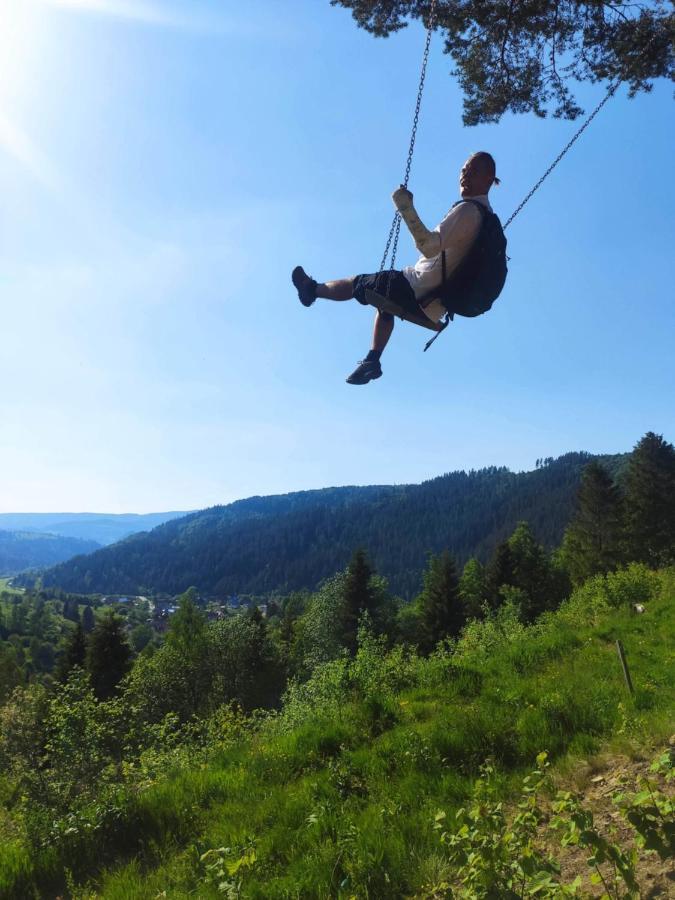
330, 1, 674, 124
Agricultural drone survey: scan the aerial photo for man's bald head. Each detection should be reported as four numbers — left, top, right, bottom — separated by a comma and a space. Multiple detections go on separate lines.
460, 152, 500, 198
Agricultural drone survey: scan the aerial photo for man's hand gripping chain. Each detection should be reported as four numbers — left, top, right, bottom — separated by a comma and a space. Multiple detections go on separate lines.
391, 185, 441, 259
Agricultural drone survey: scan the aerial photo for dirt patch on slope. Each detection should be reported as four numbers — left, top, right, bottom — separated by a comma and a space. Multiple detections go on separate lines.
541, 747, 674, 898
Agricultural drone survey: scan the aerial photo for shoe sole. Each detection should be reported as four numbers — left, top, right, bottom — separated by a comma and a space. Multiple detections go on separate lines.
346, 369, 382, 385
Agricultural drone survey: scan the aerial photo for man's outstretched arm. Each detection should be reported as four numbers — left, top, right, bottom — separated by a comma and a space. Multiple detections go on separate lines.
392, 186, 441, 259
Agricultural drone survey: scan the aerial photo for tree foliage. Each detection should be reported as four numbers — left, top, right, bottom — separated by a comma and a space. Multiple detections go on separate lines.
342, 549, 378, 653
125, 611, 283, 721
561, 461, 625, 584
291, 554, 393, 673
0, 643, 23, 704
485, 523, 569, 622
35, 453, 603, 600
623, 431, 675, 567
167, 587, 206, 654
330, 0, 674, 124
417, 551, 464, 653
0, 530, 99, 577
459, 557, 488, 620
485, 540, 516, 612
55, 621, 87, 683
81, 605, 95, 634
86, 612, 132, 700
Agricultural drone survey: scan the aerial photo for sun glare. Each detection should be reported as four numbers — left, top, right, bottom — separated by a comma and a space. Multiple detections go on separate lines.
0, 0, 175, 101
0, 1, 41, 101
41, 0, 181, 27
0, 0, 189, 183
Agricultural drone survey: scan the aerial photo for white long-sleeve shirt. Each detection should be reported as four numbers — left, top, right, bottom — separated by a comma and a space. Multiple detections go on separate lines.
400, 194, 491, 321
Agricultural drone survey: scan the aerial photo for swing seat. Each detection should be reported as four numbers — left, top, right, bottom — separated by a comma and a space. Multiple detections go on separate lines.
364, 289, 441, 332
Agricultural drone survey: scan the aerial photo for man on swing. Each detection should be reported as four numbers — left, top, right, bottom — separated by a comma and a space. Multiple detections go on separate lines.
291, 151, 501, 385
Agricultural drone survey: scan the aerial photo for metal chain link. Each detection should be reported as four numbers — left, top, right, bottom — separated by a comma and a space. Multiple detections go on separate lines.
503, 22, 665, 230
377, 5, 662, 283
379, 0, 438, 277
503, 82, 619, 230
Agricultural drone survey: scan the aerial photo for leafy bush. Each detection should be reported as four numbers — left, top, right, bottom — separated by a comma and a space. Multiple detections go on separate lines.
561, 563, 663, 624
425, 748, 674, 899
613, 749, 674, 860
430, 753, 562, 898
452, 599, 526, 667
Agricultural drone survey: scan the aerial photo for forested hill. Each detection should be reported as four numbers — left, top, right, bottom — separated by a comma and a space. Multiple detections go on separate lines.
33, 452, 626, 598
0, 530, 100, 577
0, 511, 188, 546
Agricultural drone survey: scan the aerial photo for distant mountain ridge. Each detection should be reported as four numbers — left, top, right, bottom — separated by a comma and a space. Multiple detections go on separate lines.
0, 511, 189, 547
0, 530, 100, 577
31, 451, 628, 598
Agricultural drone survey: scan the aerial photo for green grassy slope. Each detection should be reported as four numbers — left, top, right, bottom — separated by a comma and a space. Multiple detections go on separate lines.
1, 567, 673, 898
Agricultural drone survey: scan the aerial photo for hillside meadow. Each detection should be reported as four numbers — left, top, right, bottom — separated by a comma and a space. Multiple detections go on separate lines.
0, 564, 673, 898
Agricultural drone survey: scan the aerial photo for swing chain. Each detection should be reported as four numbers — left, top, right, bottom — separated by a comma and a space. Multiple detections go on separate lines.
379, 0, 438, 274
401, 0, 437, 192
503, 81, 619, 230
504, 22, 665, 230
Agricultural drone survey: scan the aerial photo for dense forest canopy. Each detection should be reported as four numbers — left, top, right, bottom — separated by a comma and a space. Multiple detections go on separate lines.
26, 452, 620, 598
0, 531, 100, 577
330, 1, 675, 124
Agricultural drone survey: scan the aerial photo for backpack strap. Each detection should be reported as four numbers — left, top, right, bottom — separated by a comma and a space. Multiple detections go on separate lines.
456, 197, 488, 216
418, 199, 487, 306
423, 312, 451, 352
420, 199, 488, 352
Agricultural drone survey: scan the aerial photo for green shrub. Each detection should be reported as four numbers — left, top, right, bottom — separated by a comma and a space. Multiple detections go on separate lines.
431, 753, 562, 898
603, 564, 661, 608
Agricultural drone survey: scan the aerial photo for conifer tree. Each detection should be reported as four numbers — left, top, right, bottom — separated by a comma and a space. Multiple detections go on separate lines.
56, 621, 87, 683
417, 551, 463, 654
266, 599, 281, 621
487, 523, 567, 622
81, 605, 95, 634
331, 1, 672, 126
0, 644, 22, 703
342, 549, 376, 654
459, 557, 487, 620
28, 599, 48, 640
485, 541, 515, 612
624, 432, 675, 567
86, 612, 131, 700
164, 587, 209, 716
9, 600, 27, 636
167, 587, 206, 654
249, 605, 266, 633
508, 522, 557, 622
279, 592, 306, 664
62, 598, 80, 623
561, 461, 625, 584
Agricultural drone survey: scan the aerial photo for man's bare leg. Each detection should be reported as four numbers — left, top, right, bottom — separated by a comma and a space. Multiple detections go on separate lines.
372, 310, 395, 352
315, 278, 355, 301
344, 311, 394, 385
291, 266, 395, 384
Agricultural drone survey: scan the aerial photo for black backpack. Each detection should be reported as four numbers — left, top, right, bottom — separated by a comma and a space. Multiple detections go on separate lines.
424, 199, 508, 318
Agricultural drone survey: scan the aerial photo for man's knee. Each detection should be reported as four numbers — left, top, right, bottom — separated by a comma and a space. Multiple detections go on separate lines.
377, 310, 395, 323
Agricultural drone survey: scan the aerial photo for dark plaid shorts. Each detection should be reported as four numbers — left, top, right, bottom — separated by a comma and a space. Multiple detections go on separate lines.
352, 271, 421, 317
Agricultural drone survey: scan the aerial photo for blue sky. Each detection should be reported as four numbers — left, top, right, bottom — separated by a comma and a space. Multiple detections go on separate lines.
1, 0, 673, 513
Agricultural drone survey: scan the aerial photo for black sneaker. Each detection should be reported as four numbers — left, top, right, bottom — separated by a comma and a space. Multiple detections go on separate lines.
346, 358, 382, 385
291, 265, 317, 307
